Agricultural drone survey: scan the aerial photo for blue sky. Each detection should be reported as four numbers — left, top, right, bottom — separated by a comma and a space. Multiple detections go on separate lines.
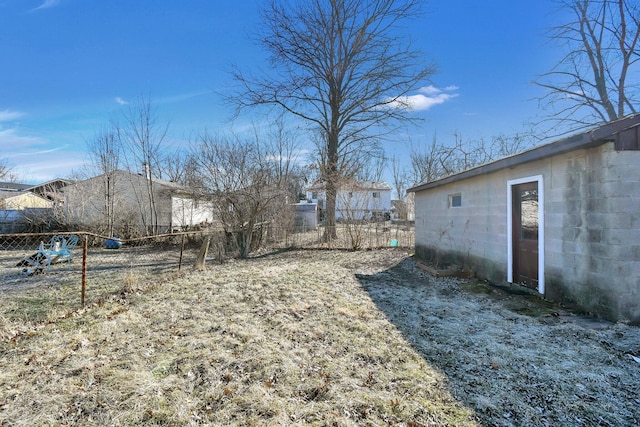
0, 0, 566, 184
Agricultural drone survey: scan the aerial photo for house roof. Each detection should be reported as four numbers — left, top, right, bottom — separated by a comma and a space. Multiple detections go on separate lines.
307, 180, 392, 192
0, 182, 31, 192
0, 179, 73, 193
71, 170, 193, 194
408, 113, 640, 194
26, 178, 74, 193
294, 202, 318, 211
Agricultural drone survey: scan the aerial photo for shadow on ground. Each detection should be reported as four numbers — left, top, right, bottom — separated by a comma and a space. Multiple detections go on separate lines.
356, 256, 640, 427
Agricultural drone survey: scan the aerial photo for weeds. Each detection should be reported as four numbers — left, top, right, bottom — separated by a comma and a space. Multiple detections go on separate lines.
0, 249, 475, 426
0, 249, 638, 426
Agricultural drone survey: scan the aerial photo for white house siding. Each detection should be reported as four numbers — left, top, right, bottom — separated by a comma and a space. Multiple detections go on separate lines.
336, 189, 391, 220
306, 181, 392, 221
171, 196, 214, 230
413, 141, 640, 323
406, 192, 415, 222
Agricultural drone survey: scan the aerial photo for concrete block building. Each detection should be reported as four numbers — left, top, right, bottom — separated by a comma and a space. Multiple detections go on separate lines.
408, 114, 640, 323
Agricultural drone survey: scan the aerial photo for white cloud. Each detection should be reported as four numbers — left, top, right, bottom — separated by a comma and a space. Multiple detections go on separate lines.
0, 128, 45, 152
115, 97, 129, 105
31, 0, 59, 11
0, 109, 24, 122
418, 85, 443, 96
386, 85, 459, 111
265, 149, 310, 165
12, 154, 85, 183
0, 128, 83, 182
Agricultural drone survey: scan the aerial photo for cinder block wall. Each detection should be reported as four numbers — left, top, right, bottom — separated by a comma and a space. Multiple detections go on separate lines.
413, 142, 640, 323
545, 144, 640, 322
413, 168, 512, 282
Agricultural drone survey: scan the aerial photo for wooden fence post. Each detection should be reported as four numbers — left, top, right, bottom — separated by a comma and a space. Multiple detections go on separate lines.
195, 236, 211, 271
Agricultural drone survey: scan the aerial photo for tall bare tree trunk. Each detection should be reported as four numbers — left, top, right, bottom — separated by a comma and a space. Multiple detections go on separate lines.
230, 0, 435, 233
322, 129, 340, 241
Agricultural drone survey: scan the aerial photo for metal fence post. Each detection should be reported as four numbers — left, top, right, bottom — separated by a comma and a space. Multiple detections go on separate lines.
178, 234, 185, 271
81, 234, 88, 307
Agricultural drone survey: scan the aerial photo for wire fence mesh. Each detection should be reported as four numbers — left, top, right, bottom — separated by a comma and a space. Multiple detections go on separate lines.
0, 223, 413, 326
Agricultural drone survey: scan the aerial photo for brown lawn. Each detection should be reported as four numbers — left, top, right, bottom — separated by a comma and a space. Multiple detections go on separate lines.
0, 249, 638, 426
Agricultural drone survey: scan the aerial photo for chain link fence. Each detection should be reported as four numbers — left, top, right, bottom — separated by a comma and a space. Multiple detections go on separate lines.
267, 221, 414, 250
0, 223, 413, 327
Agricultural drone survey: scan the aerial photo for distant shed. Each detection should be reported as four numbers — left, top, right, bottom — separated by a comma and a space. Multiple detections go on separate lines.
294, 202, 318, 230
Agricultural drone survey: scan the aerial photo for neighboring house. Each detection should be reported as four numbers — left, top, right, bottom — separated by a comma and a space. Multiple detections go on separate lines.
408, 114, 640, 323
306, 180, 392, 221
63, 170, 214, 234
0, 190, 53, 233
406, 191, 415, 222
0, 191, 52, 210
391, 199, 413, 222
26, 178, 74, 204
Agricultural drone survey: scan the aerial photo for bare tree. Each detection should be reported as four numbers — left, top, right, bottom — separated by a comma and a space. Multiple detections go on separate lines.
389, 155, 409, 219
261, 116, 308, 201
191, 132, 296, 258
488, 132, 535, 158
0, 159, 16, 182
336, 179, 371, 249
119, 95, 169, 235
410, 132, 535, 186
86, 124, 121, 236
231, 0, 435, 240
353, 153, 387, 182
535, 0, 640, 133
160, 149, 200, 187
409, 134, 456, 185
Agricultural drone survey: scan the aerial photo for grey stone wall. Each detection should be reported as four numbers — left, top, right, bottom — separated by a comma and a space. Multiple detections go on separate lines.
413, 166, 513, 284
545, 144, 640, 322
413, 142, 640, 323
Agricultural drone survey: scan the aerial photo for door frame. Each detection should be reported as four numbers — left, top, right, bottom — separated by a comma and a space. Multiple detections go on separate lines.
507, 175, 545, 294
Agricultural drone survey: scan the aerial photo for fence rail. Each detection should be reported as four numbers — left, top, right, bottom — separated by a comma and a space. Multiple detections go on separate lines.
0, 223, 413, 327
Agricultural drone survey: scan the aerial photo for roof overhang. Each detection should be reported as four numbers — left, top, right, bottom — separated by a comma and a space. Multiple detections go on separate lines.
408, 114, 640, 193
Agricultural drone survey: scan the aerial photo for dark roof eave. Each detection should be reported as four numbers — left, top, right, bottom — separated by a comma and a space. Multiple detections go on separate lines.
407, 114, 640, 193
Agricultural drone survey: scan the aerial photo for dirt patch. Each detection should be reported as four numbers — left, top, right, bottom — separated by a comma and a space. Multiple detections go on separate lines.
417, 261, 475, 278
459, 280, 568, 318
0, 249, 638, 426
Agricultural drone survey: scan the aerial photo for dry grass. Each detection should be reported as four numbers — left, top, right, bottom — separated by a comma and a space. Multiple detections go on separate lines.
0, 245, 195, 322
271, 223, 414, 250
0, 249, 638, 426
